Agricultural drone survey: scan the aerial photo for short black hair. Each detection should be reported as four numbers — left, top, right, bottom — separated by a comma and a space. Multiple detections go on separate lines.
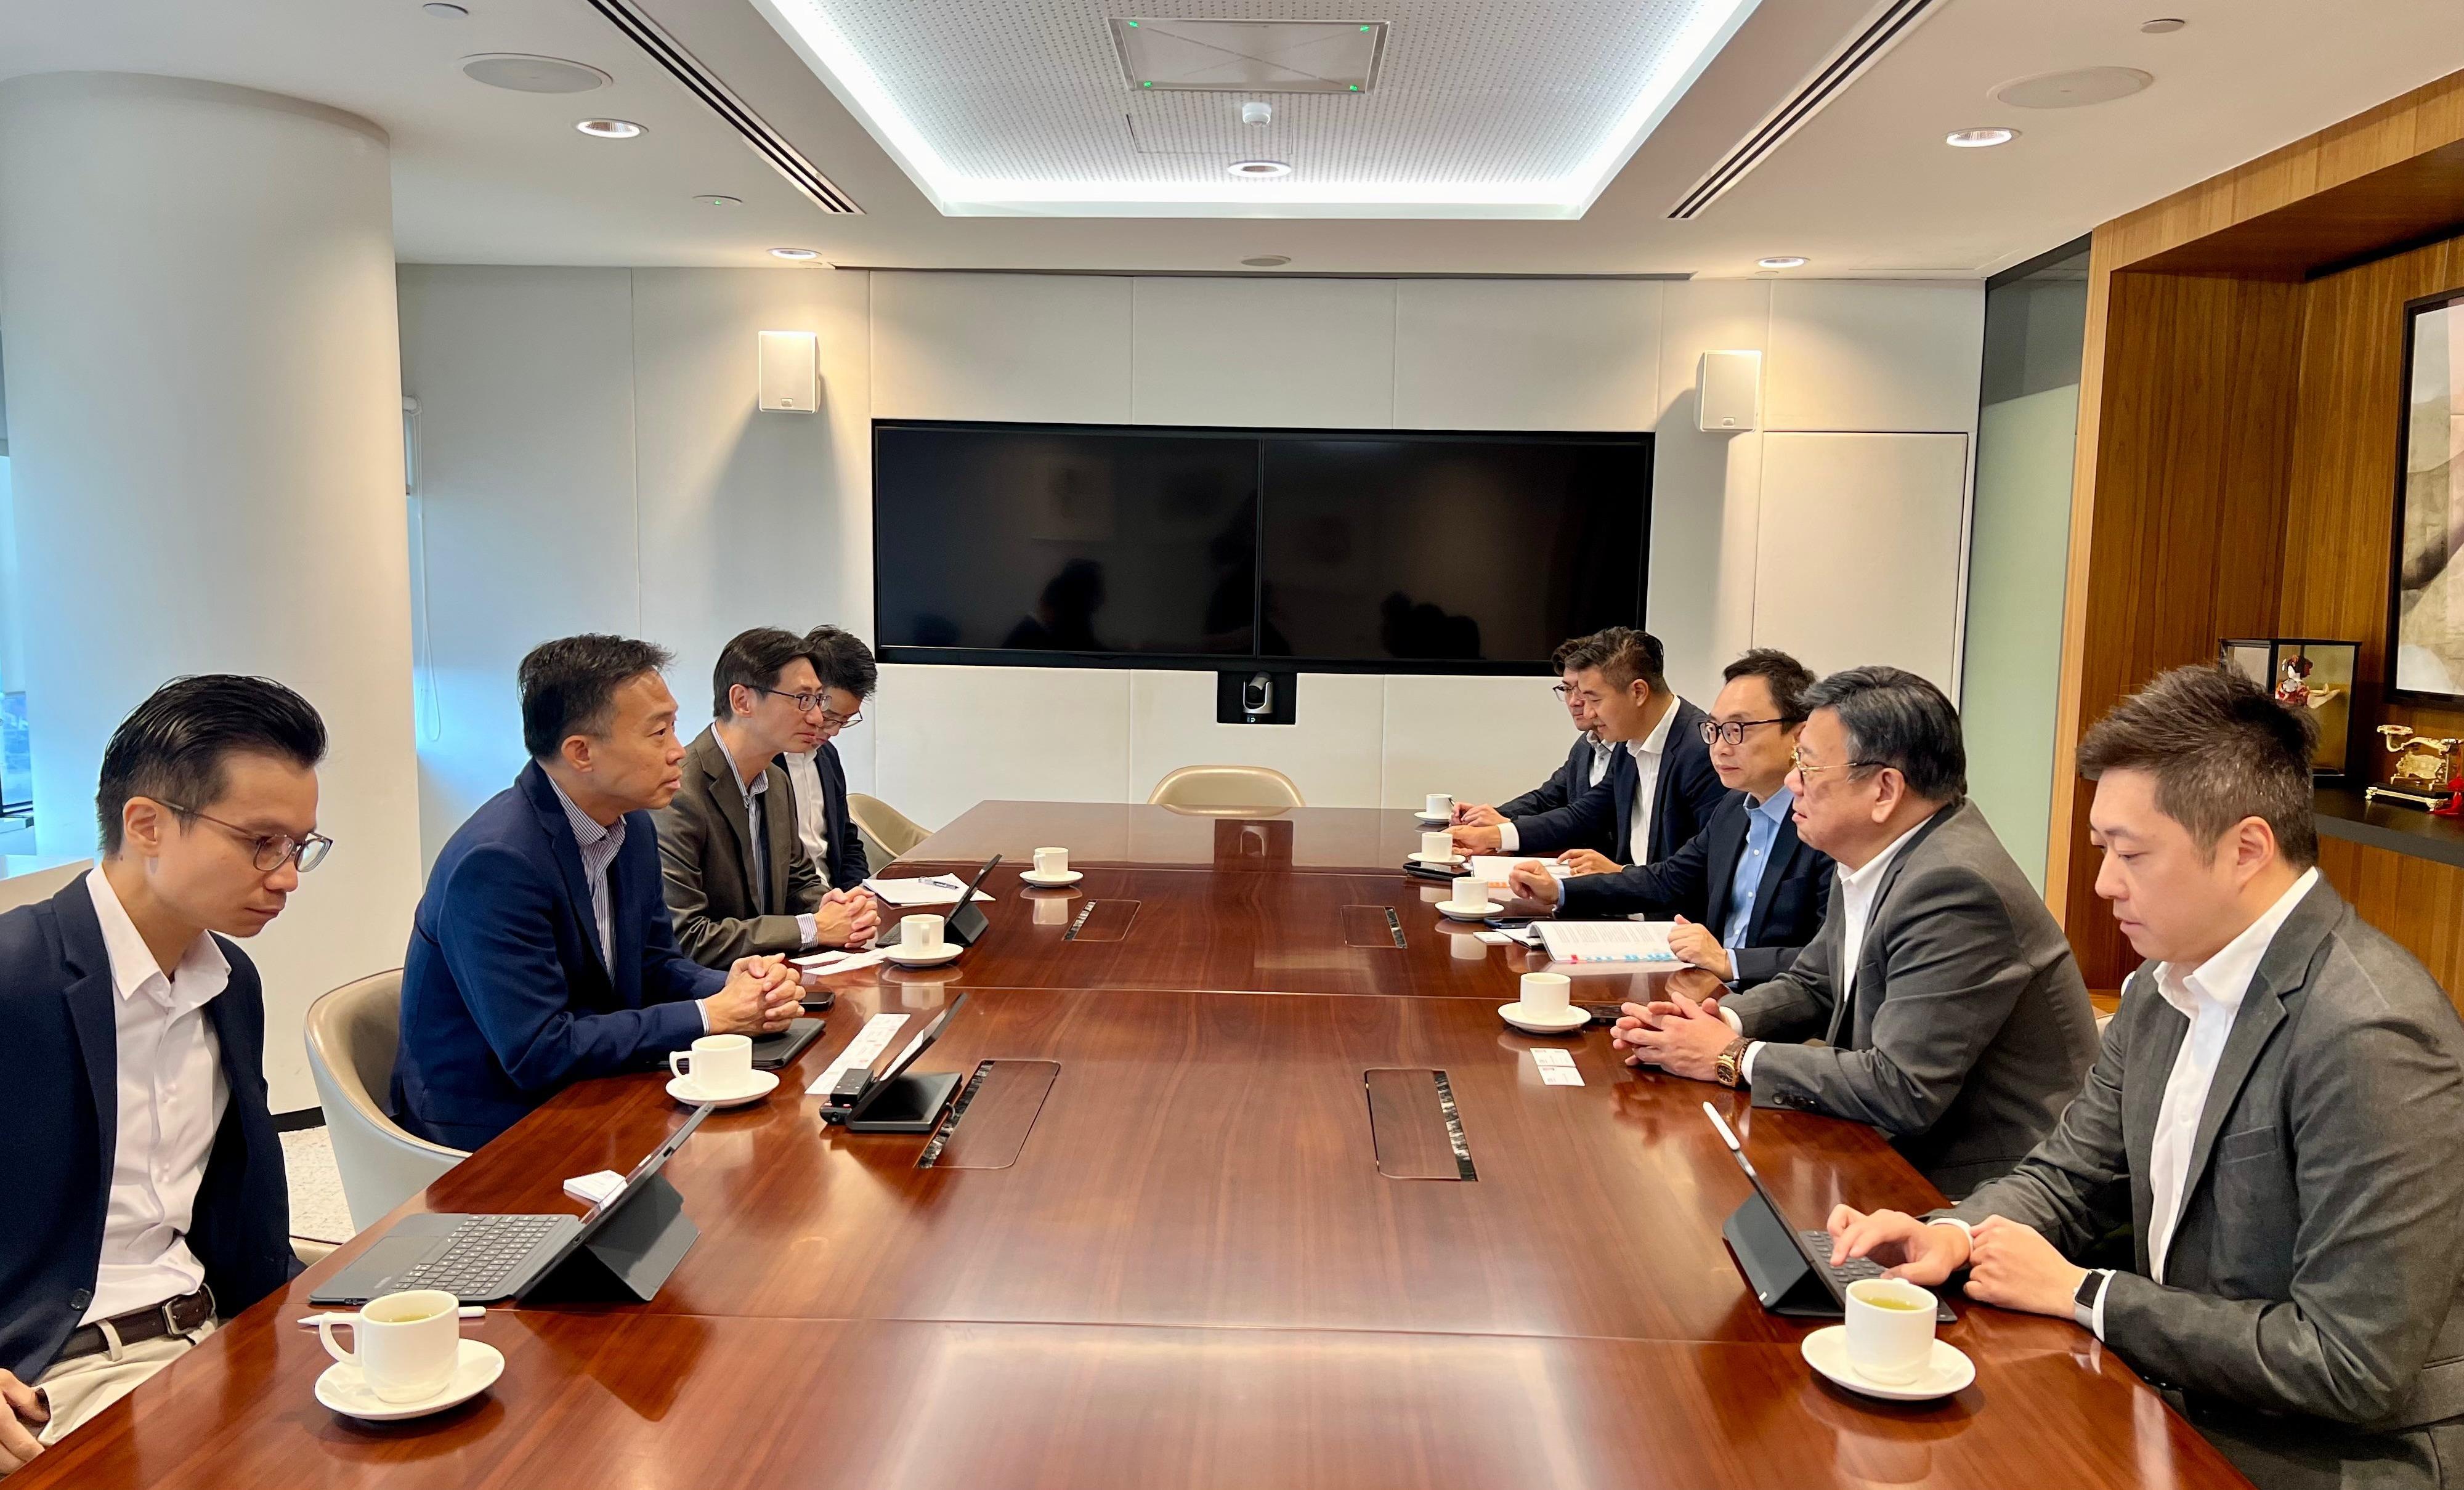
711, 628, 813, 719
1550, 634, 1600, 673
1589, 628, 1669, 692
803, 625, 879, 702
2077, 664, 2319, 868
95, 676, 327, 854
1722, 647, 1818, 725
1801, 665, 1967, 800
519, 634, 673, 759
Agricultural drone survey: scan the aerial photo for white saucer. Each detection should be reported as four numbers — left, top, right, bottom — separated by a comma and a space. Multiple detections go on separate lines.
1800, 1326, 1975, 1402
1409, 852, 1465, 868
1498, 1002, 1591, 1034
1020, 868, 1084, 887
884, 943, 963, 967
665, 1069, 779, 1109
1437, 899, 1502, 920
1414, 812, 1452, 825
316, 1338, 503, 1422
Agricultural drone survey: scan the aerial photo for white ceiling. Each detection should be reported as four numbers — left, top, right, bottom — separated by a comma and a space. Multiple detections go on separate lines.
1, 0, 2459, 278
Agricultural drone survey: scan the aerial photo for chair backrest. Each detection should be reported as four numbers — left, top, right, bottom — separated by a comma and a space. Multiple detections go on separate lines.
846, 792, 932, 868
303, 970, 467, 1229
0, 858, 91, 915
1146, 764, 1306, 811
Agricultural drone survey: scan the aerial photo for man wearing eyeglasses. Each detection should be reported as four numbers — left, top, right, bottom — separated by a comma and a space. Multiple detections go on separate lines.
779, 626, 877, 892
1613, 665, 2096, 1197
1452, 636, 1613, 832
652, 628, 878, 967
1, 676, 329, 1472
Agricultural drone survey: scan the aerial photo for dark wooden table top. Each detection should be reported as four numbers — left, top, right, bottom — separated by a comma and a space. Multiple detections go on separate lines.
19, 804, 2254, 1490
899, 798, 1449, 875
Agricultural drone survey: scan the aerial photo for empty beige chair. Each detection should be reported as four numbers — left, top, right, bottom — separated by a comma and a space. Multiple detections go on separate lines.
846, 792, 932, 873
1147, 764, 1305, 813
304, 970, 468, 1231
0, 857, 91, 914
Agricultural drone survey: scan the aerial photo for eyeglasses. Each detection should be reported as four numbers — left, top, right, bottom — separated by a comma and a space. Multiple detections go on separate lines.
158, 803, 333, 872
759, 688, 863, 729
1788, 746, 1883, 782
820, 707, 862, 729
1700, 718, 1787, 747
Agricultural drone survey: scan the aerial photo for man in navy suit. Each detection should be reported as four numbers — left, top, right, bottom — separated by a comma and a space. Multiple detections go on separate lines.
1511, 649, 1834, 984
1453, 634, 1614, 833
781, 625, 878, 890
391, 635, 801, 1151
1, 676, 327, 1472
1453, 628, 1725, 870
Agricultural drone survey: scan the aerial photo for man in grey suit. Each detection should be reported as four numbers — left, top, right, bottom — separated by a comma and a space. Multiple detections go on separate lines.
1829, 665, 2464, 1489
1616, 665, 2097, 1197
653, 628, 877, 967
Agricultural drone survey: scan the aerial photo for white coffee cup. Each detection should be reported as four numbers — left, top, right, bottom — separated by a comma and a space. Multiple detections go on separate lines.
1518, 971, 1571, 1016
1419, 830, 1456, 862
1449, 873, 1490, 910
1844, 1276, 1938, 1385
318, 1288, 461, 1403
668, 1032, 754, 1092
902, 913, 946, 953
1425, 792, 1454, 819
1034, 846, 1069, 877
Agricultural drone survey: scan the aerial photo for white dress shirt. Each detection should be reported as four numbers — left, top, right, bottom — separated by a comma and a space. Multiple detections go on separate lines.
1728, 817, 1925, 1083
1499, 699, 1684, 857
83, 868, 231, 1325
711, 729, 817, 948
781, 748, 831, 868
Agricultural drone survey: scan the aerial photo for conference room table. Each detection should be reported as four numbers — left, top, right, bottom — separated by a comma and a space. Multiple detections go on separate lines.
23, 801, 2251, 1488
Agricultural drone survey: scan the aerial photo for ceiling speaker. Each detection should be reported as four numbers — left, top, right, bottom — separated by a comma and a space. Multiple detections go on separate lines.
460, 54, 613, 94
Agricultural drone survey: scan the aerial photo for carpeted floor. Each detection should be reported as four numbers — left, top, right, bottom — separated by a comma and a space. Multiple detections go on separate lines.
280, 1126, 357, 1244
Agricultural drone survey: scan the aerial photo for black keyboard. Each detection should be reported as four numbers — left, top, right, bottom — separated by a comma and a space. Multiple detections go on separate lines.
392, 1215, 562, 1297
1801, 1228, 1887, 1286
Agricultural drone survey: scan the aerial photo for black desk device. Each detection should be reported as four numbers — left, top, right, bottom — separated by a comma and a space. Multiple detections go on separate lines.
1703, 1102, 1955, 1324
939, 854, 1002, 947
821, 993, 971, 1134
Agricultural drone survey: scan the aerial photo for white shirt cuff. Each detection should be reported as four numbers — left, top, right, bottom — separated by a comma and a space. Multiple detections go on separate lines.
1740, 1042, 1760, 1083
796, 912, 819, 947
697, 998, 713, 1034
1719, 1006, 1742, 1032
1497, 821, 1520, 852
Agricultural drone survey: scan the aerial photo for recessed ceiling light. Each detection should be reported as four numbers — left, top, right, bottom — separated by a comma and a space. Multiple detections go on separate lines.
463, 54, 610, 93
1228, 160, 1292, 179
575, 118, 644, 139
1756, 256, 1809, 269
423, 2, 469, 16
768, 247, 822, 260
1242, 255, 1292, 267
2139, 17, 2186, 32
1946, 127, 2018, 148
696, 195, 743, 207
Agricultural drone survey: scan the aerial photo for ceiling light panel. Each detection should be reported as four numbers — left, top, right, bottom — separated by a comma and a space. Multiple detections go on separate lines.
744, 0, 1766, 218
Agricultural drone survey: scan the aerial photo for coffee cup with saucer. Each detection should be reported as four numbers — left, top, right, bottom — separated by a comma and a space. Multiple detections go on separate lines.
1437, 872, 1500, 920
1409, 829, 1464, 868
1801, 1277, 1976, 1401
1499, 971, 1587, 1034
315, 1287, 505, 1422
885, 913, 963, 966
665, 1033, 779, 1107
1021, 846, 1082, 888
1417, 792, 1455, 825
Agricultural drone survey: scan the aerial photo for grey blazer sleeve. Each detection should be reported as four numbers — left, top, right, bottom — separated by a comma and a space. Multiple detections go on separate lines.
1942, 1001, 2136, 1256
1722, 889, 1841, 1039
1727, 941, 1800, 987
1741, 862, 2029, 1138
2102, 995, 2464, 1426
650, 793, 808, 966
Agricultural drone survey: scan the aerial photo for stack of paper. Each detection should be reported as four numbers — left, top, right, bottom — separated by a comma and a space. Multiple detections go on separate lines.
864, 875, 994, 908
1466, 856, 1574, 886
1534, 920, 1676, 964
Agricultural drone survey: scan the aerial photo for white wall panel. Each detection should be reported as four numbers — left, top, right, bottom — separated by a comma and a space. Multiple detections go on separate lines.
1393, 279, 1661, 431
871, 662, 1132, 830
1129, 670, 1387, 808
399, 265, 640, 862
1380, 674, 1576, 811
1753, 432, 1969, 688
1764, 281, 1985, 432
873, 271, 1132, 423
1130, 277, 1396, 427
1650, 280, 1771, 703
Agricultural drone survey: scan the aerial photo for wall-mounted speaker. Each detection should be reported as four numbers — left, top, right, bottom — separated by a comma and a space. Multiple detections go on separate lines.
757, 330, 817, 413
1696, 350, 1761, 433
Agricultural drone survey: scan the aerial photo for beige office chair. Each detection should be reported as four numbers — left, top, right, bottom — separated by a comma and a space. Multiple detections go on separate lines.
304, 971, 468, 1231
0, 858, 91, 913
846, 792, 932, 872
1146, 765, 1305, 814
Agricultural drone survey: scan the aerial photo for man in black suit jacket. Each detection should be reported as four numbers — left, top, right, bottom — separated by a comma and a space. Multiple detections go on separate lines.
1453, 628, 1726, 870
782, 625, 879, 890
1, 677, 329, 1472
1455, 635, 1615, 831
1512, 649, 1833, 984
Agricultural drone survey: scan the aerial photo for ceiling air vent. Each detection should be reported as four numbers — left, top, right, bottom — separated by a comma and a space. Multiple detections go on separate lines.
1668, 0, 1950, 221
1111, 18, 1388, 94
580, 0, 861, 214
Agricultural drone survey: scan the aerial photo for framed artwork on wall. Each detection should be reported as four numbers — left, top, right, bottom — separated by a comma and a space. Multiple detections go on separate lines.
2389, 287, 2464, 703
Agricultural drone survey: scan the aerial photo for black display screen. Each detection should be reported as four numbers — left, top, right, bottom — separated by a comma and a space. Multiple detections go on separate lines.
873, 421, 1650, 671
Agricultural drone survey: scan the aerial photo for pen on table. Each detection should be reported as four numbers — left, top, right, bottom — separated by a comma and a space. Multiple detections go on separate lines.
297, 1307, 486, 1327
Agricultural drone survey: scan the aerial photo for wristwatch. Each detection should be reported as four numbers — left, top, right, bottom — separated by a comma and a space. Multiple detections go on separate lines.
1714, 1037, 1751, 1088
2072, 1268, 2112, 1331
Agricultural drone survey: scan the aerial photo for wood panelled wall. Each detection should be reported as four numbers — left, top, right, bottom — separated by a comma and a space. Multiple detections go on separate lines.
2051, 71, 2464, 991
